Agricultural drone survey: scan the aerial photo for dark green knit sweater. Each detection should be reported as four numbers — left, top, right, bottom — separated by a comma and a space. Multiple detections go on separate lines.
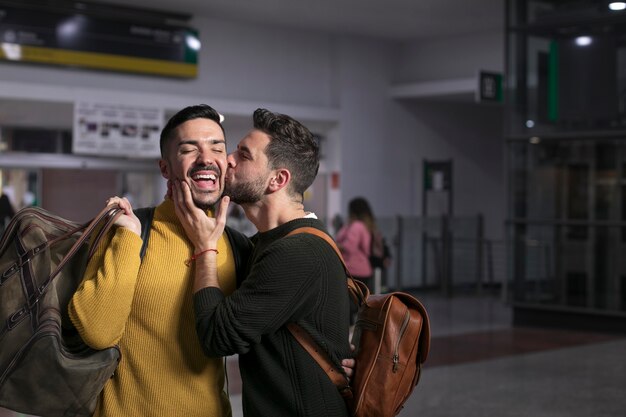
194, 217, 351, 417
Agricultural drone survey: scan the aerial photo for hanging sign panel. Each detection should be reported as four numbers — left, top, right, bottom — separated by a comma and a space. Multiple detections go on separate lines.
0, 3, 199, 78
73, 101, 163, 159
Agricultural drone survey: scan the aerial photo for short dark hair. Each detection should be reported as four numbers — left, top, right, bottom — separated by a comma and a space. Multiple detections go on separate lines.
253, 108, 319, 198
160, 104, 224, 158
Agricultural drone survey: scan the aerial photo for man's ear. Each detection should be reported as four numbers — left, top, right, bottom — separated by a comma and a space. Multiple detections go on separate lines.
268, 168, 290, 192
158, 159, 170, 179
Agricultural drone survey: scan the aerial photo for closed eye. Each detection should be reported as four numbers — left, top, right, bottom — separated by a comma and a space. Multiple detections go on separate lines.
179, 146, 198, 154
238, 150, 252, 160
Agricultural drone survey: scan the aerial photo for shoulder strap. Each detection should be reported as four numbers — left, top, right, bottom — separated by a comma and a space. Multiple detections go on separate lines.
286, 227, 369, 302
34, 204, 123, 306
284, 226, 372, 398
286, 322, 352, 399
86, 206, 154, 261
133, 206, 155, 261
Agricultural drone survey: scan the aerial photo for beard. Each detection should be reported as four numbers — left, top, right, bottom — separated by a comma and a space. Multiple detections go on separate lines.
192, 191, 220, 211
224, 176, 266, 205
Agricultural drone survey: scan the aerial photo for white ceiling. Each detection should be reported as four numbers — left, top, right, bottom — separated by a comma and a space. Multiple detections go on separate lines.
98, 0, 505, 41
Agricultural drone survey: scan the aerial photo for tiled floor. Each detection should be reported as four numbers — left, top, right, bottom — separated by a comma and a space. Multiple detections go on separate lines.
3, 293, 625, 417
399, 338, 626, 417
230, 293, 626, 417
394, 293, 626, 417
426, 327, 621, 367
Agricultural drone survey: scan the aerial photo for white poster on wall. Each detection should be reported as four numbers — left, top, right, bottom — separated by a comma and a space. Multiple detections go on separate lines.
73, 101, 163, 158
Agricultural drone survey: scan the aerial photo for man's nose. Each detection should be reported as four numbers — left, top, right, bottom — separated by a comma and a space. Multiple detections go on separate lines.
196, 147, 216, 165
226, 153, 237, 167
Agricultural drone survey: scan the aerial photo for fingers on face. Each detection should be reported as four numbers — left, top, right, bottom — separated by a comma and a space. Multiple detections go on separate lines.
221, 196, 230, 212
172, 180, 193, 217
171, 181, 183, 213
217, 196, 230, 224
181, 181, 195, 207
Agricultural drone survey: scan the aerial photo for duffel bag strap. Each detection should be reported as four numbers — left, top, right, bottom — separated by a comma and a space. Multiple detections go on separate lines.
35, 204, 123, 305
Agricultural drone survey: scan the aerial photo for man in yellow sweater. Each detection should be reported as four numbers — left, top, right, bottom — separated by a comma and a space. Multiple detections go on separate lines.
69, 104, 251, 417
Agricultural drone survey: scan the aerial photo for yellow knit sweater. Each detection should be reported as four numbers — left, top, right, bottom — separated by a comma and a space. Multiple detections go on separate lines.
69, 200, 236, 417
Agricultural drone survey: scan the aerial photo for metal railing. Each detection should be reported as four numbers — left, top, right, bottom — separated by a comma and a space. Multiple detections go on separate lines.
507, 219, 626, 313
375, 214, 506, 298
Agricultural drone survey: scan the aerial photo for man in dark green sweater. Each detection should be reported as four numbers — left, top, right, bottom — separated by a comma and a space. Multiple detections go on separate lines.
172, 108, 351, 416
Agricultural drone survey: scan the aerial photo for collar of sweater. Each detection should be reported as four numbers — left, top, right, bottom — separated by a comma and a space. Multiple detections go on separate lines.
255, 217, 324, 244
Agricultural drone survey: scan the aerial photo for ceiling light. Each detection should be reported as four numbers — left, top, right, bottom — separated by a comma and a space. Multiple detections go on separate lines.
185, 34, 201, 51
575, 36, 592, 46
57, 15, 88, 40
609, 2, 626, 11
529, 136, 541, 145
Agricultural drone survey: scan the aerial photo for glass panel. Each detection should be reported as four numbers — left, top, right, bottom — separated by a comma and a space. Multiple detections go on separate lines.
506, 0, 626, 137
507, 136, 626, 312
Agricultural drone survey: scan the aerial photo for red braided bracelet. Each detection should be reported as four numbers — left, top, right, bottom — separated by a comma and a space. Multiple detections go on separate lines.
185, 248, 219, 267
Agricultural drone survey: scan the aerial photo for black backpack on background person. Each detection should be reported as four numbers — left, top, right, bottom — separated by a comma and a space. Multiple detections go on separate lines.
369, 229, 391, 270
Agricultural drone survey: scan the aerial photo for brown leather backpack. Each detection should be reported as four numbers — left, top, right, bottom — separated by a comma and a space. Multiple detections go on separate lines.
287, 227, 431, 417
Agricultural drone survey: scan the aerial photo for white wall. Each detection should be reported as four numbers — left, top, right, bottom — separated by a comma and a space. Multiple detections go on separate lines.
334, 37, 417, 217
332, 34, 505, 239
395, 31, 504, 83
402, 101, 505, 239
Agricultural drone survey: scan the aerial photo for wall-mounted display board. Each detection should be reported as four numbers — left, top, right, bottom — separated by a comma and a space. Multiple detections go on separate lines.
73, 100, 163, 158
0, 1, 198, 78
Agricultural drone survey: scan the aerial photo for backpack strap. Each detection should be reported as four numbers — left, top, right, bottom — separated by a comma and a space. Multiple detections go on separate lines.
286, 322, 352, 399
286, 227, 370, 303
284, 226, 372, 399
133, 207, 155, 261
86, 206, 154, 261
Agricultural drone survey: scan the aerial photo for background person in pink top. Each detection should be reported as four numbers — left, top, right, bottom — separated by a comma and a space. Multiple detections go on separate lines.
336, 197, 375, 288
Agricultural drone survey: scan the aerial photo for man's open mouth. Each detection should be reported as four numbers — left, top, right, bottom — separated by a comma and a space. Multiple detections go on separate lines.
190, 170, 219, 190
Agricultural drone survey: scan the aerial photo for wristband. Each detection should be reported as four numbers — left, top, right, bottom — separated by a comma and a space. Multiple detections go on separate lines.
185, 248, 218, 267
